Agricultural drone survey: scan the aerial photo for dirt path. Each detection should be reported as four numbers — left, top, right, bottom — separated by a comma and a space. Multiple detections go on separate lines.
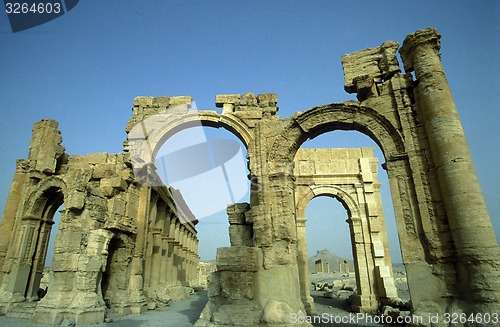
0, 290, 208, 327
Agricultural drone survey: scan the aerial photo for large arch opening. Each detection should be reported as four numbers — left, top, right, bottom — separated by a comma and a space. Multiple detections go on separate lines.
286, 103, 412, 314
138, 120, 251, 308
302, 130, 402, 264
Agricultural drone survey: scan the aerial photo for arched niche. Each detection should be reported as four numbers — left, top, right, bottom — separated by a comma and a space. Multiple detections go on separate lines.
19, 177, 66, 300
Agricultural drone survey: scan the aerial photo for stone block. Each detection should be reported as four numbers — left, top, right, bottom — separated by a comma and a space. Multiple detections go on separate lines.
216, 246, 259, 272
207, 272, 221, 298
381, 277, 399, 298
373, 241, 385, 258
212, 303, 261, 326
366, 201, 378, 217
262, 241, 296, 269
376, 265, 392, 278
229, 225, 253, 247
233, 110, 263, 119
342, 40, 400, 94
91, 163, 115, 179
169, 96, 193, 107
261, 300, 294, 324
219, 271, 254, 300
133, 96, 153, 107
152, 96, 170, 108
66, 190, 85, 211
257, 93, 278, 104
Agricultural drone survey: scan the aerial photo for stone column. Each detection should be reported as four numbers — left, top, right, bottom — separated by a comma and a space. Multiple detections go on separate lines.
150, 228, 162, 293
159, 211, 171, 289
400, 28, 500, 308
127, 184, 147, 314
4, 217, 41, 298
296, 217, 315, 315
172, 222, 181, 285
180, 227, 188, 284
187, 235, 195, 283
166, 218, 177, 286
160, 236, 169, 287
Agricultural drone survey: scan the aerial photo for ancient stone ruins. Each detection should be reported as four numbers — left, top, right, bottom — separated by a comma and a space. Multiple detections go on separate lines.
0, 28, 498, 326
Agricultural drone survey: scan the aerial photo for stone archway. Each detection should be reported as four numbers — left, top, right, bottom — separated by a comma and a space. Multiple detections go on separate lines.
294, 147, 398, 314
0, 176, 66, 302
263, 103, 424, 307
124, 97, 254, 188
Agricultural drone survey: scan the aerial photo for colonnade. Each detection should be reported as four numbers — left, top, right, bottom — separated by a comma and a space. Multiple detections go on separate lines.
143, 191, 199, 303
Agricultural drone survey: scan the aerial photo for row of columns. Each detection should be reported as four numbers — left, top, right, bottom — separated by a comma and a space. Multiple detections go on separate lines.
143, 196, 199, 303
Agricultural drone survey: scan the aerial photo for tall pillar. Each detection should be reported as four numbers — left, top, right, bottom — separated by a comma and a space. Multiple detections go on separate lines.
150, 228, 162, 293
160, 236, 169, 288
166, 218, 177, 286
400, 28, 500, 309
159, 211, 172, 289
187, 235, 195, 283
296, 218, 315, 315
180, 227, 188, 284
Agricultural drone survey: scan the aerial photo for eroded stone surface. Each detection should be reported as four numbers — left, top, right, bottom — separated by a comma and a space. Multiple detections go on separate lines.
0, 28, 498, 327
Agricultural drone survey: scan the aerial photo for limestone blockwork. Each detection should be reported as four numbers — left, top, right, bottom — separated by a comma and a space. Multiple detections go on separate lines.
0, 121, 199, 324
294, 148, 397, 314
0, 27, 498, 326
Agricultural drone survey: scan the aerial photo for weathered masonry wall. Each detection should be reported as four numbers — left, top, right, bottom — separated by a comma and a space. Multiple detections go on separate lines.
0, 27, 498, 327
0, 120, 199, 324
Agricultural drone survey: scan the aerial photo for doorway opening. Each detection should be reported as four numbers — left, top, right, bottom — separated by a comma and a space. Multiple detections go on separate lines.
294, 129, 409, 314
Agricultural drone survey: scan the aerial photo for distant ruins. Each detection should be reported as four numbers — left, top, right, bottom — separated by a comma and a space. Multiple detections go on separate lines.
0, 28, 498, 326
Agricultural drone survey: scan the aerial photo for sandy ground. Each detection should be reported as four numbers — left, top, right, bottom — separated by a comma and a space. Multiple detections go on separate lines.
0, 290, 208, 327
0, 272, 410, 327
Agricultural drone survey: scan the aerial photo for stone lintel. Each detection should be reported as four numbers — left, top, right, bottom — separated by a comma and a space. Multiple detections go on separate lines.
216, 93, 278, 115
215, 94, 240, 107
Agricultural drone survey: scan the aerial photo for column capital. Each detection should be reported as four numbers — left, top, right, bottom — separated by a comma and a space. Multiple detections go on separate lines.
399, 27, 441, 73
151, 227, 162, 235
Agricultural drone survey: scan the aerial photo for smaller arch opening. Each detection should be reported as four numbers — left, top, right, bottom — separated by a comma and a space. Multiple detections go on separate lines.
24, 186, 64, 301
306, 195, 353, 261
304, 195, 358, 313
102, 236, 131, 312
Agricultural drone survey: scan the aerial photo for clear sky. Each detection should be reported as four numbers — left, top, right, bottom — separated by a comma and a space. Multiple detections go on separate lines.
0, 1, 498, 263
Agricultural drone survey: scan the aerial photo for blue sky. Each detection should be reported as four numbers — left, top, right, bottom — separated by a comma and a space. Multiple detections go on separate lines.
0, 1, 498, 263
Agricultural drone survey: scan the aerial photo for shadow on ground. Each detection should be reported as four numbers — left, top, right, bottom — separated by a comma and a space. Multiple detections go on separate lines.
178, 290, 208, 324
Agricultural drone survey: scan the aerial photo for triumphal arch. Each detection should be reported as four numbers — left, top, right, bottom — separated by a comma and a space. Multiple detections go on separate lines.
0, 28, 498, 326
